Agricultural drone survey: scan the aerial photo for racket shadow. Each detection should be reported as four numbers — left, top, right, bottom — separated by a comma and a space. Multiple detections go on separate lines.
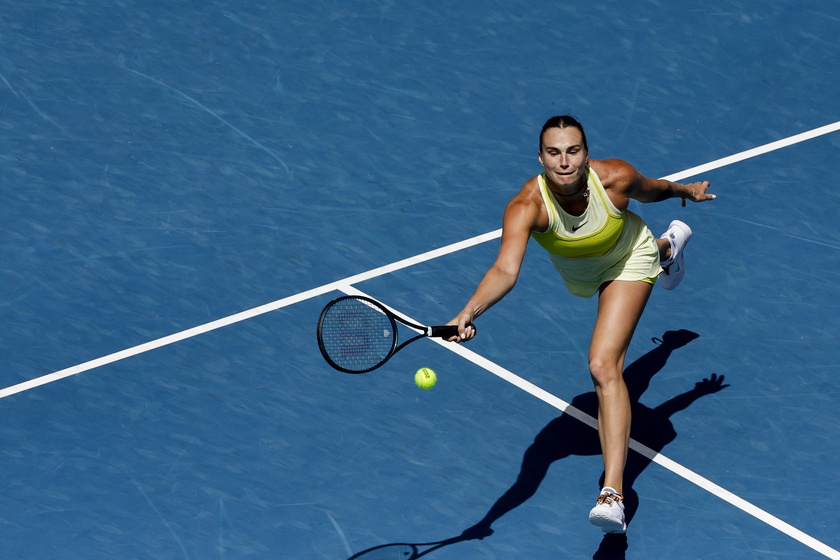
459, 329, 729, 558
346, 535, 466, 559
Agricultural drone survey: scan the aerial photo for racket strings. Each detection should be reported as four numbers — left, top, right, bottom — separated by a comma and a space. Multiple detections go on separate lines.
320, 298, 396, 371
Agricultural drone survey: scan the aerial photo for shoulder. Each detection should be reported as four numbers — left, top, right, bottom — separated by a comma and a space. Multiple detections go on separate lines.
588, 159, 641, 210
588, 158, 640, 190
505, 175, 547, 231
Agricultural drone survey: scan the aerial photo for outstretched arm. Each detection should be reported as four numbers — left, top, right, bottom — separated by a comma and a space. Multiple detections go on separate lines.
448, 192, 539, 342
594, 159, 716, 207
639, 176, 716, 206
654, 373, 730, 417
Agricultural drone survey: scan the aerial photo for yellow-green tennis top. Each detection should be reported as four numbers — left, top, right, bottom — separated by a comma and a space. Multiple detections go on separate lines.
529, 166, 662, 298
530, 167, 625, 258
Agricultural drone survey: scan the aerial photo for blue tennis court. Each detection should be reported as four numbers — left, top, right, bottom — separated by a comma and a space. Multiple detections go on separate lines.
2, 1, 839, 558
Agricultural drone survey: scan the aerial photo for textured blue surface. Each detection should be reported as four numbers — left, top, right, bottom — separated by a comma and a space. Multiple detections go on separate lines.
1, 1, 839, 558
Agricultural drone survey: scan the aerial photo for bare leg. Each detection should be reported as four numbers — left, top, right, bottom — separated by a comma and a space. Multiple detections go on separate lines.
590, 280, 653, 494
656, 237, 671, 263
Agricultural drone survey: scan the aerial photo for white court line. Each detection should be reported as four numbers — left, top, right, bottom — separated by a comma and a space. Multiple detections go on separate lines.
662, 120, 840, 182
339, 285, 840, 559
0, 229, 498, 400
3, 120, 840, 556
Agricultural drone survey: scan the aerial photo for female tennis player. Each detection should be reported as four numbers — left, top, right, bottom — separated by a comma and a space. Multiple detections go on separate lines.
448, 115, 715, 534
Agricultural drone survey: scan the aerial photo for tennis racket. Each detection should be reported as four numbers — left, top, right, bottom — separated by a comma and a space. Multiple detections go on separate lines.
346, 538, 457, 559
317, 295, 467, 374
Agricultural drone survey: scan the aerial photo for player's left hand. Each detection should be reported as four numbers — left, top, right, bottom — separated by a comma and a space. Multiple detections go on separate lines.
682, 181, 715, 206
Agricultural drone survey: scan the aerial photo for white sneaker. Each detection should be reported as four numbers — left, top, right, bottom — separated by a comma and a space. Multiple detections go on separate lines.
588, 487, 626, 533
659, 220, 692, 290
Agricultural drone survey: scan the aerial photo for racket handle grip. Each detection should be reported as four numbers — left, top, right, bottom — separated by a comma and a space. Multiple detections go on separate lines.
429, 325, 472, 338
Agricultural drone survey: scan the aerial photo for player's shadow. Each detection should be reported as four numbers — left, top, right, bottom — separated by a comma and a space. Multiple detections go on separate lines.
345, 330, 728, 559
460, 329, 729, 559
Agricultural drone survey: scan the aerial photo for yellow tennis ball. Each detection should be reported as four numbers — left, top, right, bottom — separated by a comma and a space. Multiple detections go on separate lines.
415, 367, 437, 389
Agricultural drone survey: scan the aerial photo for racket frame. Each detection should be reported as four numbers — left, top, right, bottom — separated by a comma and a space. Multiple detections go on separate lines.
316, 295, 460, 374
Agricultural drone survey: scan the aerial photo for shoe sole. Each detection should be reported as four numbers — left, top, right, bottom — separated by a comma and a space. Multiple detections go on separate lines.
589, 510, 627, 534
659, 257, 685, 290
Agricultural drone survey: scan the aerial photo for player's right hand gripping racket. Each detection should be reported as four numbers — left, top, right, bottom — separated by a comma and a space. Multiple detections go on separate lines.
316, 295, 468, 374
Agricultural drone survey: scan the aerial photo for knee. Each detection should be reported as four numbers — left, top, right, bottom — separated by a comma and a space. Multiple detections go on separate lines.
589, 355, 622, 389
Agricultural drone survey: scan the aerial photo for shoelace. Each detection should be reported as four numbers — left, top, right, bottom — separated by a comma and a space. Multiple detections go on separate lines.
596, 491, 624, 506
